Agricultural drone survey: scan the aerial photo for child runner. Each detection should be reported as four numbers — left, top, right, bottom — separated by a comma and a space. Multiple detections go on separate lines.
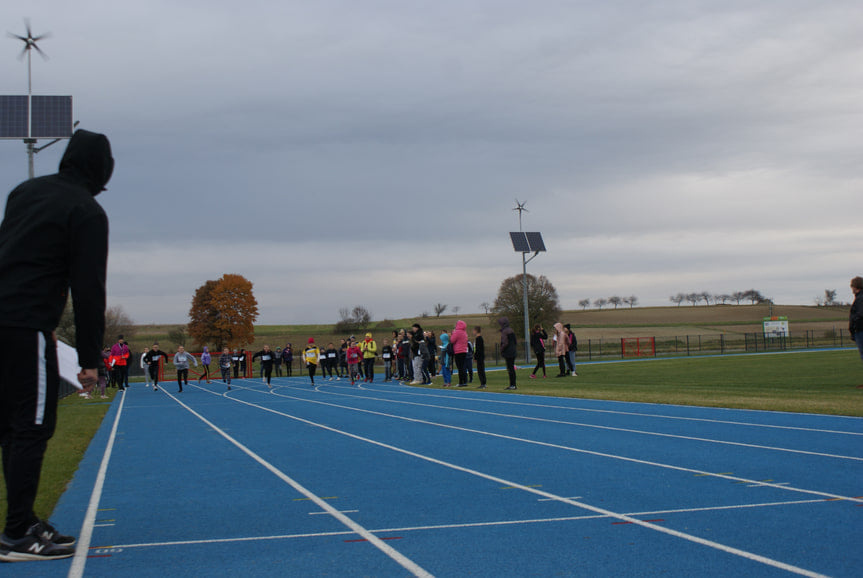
252, 345, 275, 388
303, 338, 320, 387
219, 347, 233, 390
173, 345, 198, 392
96, 347, 110, 399
381, 339, 393, 382
143, 343, 171, 392
338, 339, 348, 378
474, 326, 487, 389
346, 338, 362, 385
140, 349, 152, 387
200, 346, 211, 383
325, 343, 339, 380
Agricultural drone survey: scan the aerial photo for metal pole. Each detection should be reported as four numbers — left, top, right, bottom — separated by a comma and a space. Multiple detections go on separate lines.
25, 139, 35, 179
522, 253, 530, 365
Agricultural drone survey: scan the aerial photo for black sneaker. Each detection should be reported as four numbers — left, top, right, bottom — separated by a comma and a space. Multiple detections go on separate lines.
0, 530, 74, 562
33, 520, 76, 546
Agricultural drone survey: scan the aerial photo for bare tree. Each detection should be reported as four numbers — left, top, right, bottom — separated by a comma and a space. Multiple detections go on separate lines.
608, 296, 622, 309
731, 291, 746, 305
433, 303, 448, 317
593, 297, 608, 311
336, 305, 373, 333
578, 298, 591, 310
624, 295, 638, 308
669, 293, 685, 307
715, 294, 731, 305
479, 302, 491, 314
685, 293, 700, 307
700, 292, 712, 306
452, 306, 461, 315
742, 289, 765, 304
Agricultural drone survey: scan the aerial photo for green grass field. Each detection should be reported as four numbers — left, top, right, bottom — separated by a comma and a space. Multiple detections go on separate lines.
2, 349, 860, 527
425, 349, 863, 416
0, 389, 118, 531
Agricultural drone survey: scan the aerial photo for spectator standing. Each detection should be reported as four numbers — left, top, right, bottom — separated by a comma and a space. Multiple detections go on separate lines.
274, 347, 283, 377
439, 331, 453, 387
850, 276, 863, 375
282, 344, 293, 377
360, 333, 378, 383
381, 339, 394, 382
0, 129, 113, 562
231, 349, 241, 379
473, 326, 487, 389
499, 317, 518, 390
564, 324, 578, 377
451, 320, 469, 387
530, 324, 548, 379
552, 322, 568, 377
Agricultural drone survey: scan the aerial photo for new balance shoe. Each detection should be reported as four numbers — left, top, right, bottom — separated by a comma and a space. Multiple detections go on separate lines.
33, 520, 75, 546
0, 530, 74, 562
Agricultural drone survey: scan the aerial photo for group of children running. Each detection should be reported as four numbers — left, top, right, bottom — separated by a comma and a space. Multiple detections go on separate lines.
112, 319, 573, 394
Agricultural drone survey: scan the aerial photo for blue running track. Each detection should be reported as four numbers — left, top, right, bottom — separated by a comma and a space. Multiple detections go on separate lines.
6, 375, 863, 576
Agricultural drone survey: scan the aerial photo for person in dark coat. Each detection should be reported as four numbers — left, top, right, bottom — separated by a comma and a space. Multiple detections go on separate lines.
0, 130, 113, 561
850, 276, 863, 374
499, 317, 518, 390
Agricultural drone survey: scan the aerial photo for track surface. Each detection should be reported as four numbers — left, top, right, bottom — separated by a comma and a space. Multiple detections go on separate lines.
8, 375, 863, 576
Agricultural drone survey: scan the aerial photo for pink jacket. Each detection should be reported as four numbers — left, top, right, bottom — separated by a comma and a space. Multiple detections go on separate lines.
451, 320, 469, 355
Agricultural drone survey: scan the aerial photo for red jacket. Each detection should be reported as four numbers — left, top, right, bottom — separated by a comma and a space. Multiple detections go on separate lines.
450, 320, 469, 355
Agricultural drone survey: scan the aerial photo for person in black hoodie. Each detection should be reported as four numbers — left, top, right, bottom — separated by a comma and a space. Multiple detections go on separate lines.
0, 130, 113, 561
499, 317, 518, 390
850, 276, 863, 374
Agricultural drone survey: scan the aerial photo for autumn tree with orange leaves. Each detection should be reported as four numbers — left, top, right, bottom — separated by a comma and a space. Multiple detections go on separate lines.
187, 274, 258, 348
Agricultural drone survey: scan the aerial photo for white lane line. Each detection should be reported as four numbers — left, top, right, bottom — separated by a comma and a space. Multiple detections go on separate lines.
102, 497, 832, 551
309, 510, 359, 516
221, 382, 863, 504
354, 383, 863, 436
194, 385, 829, 577
68, 389, 128, 578
538, 496, 582, 501
286, 385, 863, 462
160, 388, 432, 578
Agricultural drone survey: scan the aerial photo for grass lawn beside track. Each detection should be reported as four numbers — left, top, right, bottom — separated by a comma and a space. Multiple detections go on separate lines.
0, 388, 118, 529
421, 349, 863, 417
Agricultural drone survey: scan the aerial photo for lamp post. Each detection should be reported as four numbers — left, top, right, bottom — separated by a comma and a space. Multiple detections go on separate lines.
509, 200, 546, 364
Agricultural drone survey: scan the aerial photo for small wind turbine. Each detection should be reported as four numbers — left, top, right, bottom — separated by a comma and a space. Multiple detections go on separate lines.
513, 199, 528, 231
8, 19, 50, 95
7, 20, 54, 178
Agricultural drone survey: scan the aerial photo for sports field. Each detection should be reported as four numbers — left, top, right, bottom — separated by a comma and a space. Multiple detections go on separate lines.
6, 362, 861, 577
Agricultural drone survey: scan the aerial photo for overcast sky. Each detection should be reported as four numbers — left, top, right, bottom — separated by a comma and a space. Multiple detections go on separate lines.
1, 1, 861, 324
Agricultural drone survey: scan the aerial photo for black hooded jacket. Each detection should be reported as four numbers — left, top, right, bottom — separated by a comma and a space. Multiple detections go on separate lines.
498, 317, 517, 359
0, 130, 113, 369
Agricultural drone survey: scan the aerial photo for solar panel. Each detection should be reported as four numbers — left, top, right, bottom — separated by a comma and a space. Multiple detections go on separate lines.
0, 96, 28, 138
525, 232, 546, 252
509, 232, 530, 253
0, 95, 73, 139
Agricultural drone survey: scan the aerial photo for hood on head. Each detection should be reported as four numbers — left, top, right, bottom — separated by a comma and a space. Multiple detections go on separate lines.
203, 346, 209, 352
498, 317, 510, 329
455, 320, 467, 331
365, 333, 372, 339
308, 337, 315, 344
59, 129, 114, 195
554, 322, 563, 332
440, 333, 450, 346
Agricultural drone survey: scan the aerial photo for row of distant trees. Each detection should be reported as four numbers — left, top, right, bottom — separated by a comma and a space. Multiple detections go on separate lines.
577, 296, 638, 310
669, 289, 767, 307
